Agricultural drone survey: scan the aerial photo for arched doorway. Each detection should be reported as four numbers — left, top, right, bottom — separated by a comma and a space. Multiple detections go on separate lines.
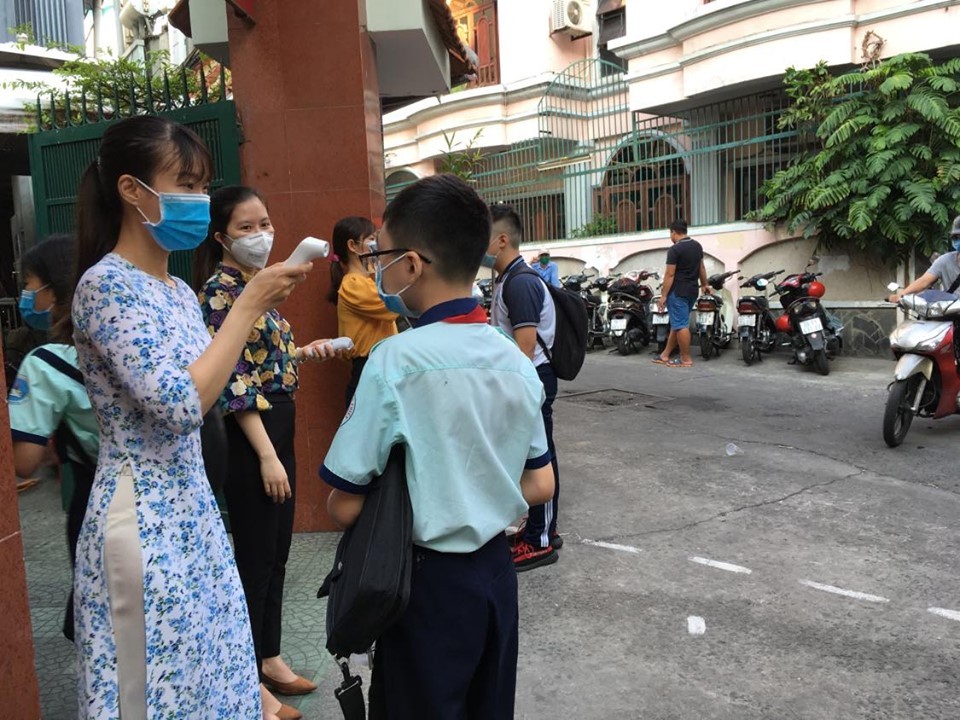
599, 135, 690, 233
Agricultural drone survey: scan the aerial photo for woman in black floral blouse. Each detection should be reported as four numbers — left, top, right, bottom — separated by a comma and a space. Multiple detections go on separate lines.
195, 186, 338, 720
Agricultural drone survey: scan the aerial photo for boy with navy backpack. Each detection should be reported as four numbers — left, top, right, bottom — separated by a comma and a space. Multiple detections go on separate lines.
321, 174, 555, 719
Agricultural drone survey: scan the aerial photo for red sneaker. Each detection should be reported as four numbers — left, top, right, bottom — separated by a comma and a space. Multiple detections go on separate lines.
511, 540, 559, 572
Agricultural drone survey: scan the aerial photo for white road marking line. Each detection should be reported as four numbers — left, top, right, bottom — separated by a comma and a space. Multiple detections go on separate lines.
581, 539, 641, 554
928, 607, 960, 622
687, 616, 706, 635
799, 580, 889, 603
689, 556, 753, 574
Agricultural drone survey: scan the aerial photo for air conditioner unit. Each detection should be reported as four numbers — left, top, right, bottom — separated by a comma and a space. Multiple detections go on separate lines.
552, 0, 593, 37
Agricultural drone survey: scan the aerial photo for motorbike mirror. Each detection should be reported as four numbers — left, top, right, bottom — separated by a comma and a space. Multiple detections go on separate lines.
886, 281, 900, 292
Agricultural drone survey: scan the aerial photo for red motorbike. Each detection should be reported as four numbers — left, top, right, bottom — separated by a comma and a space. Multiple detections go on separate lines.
883, 289, 960, 447
772, 260, 843, 376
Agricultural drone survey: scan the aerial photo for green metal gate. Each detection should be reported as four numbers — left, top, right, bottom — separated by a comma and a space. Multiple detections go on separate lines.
27, 65, 241, 283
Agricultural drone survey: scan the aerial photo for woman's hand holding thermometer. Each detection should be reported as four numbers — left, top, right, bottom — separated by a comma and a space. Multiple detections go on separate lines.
285, 237, 330, 266
298, 337, 354, 362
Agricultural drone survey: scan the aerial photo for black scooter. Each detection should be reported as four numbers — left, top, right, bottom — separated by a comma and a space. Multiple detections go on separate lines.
737, 270, 782, 365
608, 271, 658, 355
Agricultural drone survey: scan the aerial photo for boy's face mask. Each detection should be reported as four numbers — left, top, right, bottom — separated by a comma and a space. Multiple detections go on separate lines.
539, 255, 550, 267
375, 256, 421, 318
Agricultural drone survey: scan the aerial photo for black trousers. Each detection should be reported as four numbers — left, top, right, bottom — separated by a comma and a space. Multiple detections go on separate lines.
224, 396, 296, 667
523, 363, 560, 547
345, 356, 367, 409
369, 534, 518, 720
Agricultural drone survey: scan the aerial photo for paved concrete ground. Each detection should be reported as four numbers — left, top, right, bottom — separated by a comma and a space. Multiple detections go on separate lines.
19, 346, 960, 719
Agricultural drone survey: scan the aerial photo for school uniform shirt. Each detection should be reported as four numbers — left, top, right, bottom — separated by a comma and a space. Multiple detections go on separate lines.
320, 298, 551, 553
198, 263, 298, 414
491, 257, 556, 368
8, 343, 98, 463
337, 272, 398, 358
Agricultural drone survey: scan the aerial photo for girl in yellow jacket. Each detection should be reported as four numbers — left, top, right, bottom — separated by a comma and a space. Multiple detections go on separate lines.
328, 216, 398, 406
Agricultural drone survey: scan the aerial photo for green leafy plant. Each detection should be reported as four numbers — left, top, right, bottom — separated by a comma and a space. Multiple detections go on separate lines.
5, 50, 227, 131
438, 129, 484, 181
570, 213, 619, 238
749, 53, 960, 261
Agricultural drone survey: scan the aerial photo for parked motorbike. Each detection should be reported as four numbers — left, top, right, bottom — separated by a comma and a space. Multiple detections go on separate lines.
650, 287, 671, 353
563, 272, 616, 349
772, 259, 843, 375
475, 278, 493, 314
695, 270, 739, 360
608, 270, 659, 355
737, 269, 783, 365
882, 287, 960, 447
585, 274, 620, 349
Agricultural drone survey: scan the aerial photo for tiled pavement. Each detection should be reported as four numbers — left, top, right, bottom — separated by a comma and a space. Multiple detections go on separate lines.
18, 477, 347, 719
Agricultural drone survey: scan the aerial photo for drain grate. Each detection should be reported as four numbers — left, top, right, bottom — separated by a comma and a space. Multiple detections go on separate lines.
559, 388, 670, 409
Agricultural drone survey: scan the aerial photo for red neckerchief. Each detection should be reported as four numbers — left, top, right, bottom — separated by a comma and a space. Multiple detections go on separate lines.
440, 306, 489, 324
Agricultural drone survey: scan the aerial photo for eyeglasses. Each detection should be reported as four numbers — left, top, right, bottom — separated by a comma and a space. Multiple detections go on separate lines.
358, 238, 433, 273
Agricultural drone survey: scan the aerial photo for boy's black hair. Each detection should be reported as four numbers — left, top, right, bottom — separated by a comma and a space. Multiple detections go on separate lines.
489, 203, 524, 249
382, 174, 491, 284
669, 218, 688, 236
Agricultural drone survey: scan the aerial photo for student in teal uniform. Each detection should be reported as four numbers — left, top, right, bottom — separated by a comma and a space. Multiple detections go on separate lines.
320, 174, 555, 718
8, 235, 98, 641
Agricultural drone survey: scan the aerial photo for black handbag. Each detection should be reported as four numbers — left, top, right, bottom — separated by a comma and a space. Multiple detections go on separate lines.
318, 444, 413, 656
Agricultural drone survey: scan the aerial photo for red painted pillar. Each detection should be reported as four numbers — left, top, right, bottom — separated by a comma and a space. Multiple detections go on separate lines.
0, 342, 41, 717
228, 0, 386, 531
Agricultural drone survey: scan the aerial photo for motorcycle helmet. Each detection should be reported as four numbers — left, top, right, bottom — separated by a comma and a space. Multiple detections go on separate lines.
775, 314, 792, 333
807, 280, 826, 298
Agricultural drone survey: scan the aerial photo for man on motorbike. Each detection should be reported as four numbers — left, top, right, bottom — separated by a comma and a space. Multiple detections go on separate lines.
888, 215, 960, 303
654, 219, 710, 367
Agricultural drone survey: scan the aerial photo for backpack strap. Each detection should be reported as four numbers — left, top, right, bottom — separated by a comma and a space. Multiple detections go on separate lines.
31, 348, 96, 469
32, 347, 85, 385
501, 265, 554, 366
948, 272, 960, 295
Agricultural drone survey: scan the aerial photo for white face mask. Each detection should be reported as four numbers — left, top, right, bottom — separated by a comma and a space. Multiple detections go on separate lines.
225, 231, 274, 269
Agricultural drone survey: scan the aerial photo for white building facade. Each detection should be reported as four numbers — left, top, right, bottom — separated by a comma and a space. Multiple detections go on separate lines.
382, 0, 960, 354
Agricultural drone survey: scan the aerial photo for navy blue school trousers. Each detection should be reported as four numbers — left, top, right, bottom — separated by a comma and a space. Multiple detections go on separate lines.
523, 362, 559, 547
369, 533, 518, 719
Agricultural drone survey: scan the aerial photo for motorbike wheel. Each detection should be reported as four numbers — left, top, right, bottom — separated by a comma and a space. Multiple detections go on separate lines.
813, 348, 830, 376
615, 335, 632, 356
740, 337, 754, 366
700, 332, 713, 361
883, 376, 921, 448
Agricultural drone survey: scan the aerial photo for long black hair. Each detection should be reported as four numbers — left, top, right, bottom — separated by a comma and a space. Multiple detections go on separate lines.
192, 185, 266, 291
327, 215, 376, 304
20, 234, 76, 344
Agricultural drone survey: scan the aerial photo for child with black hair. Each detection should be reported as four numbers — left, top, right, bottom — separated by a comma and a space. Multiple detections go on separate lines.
320, 173, 555, 718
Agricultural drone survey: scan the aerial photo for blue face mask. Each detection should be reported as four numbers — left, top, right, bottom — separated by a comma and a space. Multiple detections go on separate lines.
19, 286, 51, 330
136, 180, 211, 252
952, 237, 960, 252
375, 255, 421, 318
480, 253, 498, 269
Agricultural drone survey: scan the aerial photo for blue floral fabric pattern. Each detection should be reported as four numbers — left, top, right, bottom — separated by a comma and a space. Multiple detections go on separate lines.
72, 253, 260, 719
197, 263, 298, 414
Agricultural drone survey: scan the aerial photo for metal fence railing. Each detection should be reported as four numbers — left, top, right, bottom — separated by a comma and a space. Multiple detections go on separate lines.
383, 61, 812, 244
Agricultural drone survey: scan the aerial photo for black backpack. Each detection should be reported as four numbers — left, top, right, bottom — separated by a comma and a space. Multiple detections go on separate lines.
503, 267, 588, 381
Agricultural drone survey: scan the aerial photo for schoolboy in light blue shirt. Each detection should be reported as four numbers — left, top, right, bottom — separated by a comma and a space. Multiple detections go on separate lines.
321, 174, 555, 719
